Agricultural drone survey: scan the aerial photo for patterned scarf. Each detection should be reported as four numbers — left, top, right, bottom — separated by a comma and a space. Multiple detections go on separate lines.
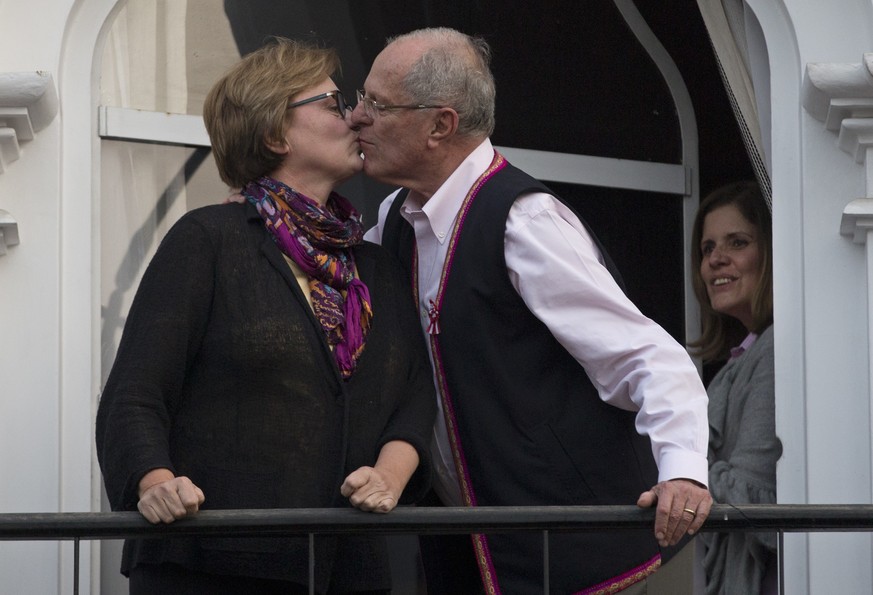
242, 176, 372, 379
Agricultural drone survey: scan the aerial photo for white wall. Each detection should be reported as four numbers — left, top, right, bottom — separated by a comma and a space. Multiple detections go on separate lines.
751, 0, 873, 593
0, 1, 78, 594
0, 1, 123, 593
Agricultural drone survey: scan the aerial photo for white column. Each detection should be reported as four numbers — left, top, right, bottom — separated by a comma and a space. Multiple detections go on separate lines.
841, 196, 873, 523
805, 54, 873, 589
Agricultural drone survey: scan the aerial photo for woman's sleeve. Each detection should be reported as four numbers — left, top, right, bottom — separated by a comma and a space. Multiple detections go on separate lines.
708, 336, 780, 547
95, 214, 216, 511
375, 257, 437, 505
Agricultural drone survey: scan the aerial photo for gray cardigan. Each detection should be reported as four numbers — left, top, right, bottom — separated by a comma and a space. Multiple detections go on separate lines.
702, 325, 781, 594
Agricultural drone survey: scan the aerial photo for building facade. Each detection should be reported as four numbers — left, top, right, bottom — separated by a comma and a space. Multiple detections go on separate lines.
1, 1, 872, 593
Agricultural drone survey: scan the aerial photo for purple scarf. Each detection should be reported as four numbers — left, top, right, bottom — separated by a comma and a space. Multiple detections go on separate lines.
243, 176, 372, 379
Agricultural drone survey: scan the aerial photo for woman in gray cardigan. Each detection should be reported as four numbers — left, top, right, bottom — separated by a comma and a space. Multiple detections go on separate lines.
690, 181, 782, 595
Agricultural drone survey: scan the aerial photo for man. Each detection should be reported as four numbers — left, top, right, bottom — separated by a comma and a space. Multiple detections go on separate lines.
350, 27, 712, 594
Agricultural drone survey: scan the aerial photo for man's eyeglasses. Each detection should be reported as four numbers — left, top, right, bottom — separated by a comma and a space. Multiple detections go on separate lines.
356, 89, 444, 119
287, 90, 350, 118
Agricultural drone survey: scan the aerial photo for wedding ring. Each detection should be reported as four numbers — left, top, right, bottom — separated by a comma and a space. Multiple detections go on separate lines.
683, 508, 697, 516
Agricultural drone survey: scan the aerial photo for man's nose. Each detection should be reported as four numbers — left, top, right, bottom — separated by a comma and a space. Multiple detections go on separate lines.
349, 102, 369, 128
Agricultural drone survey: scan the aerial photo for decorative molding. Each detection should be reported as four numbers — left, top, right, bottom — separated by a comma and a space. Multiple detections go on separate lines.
837, 119, 873, 164
0, 209, 19, 255
802, 55, 873, 162
841, 198, 873, 245
0, 71, 58, 173
802, 55, 873, 125
0, 71, 58, 255
803, 56, 873, 247
0, 127, 20, 174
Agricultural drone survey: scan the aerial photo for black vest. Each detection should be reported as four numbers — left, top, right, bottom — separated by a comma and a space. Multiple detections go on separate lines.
383, 162, 661, 593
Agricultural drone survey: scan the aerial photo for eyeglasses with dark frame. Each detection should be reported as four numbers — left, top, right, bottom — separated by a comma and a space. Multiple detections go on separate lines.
356, 89, 445, 119
286, 90, 351, 118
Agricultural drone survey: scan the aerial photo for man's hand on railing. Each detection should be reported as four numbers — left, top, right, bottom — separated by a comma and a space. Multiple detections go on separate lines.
137, 470, 206, 525
636, 478, 713, 548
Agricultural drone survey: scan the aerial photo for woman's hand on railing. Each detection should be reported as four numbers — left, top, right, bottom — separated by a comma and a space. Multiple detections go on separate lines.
137, 470, 206, 525
341, 440, 420, 513
341, 466, 401, 513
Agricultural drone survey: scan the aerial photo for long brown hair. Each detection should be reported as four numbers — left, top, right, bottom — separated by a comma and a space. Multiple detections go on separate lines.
689, 181, 773, 362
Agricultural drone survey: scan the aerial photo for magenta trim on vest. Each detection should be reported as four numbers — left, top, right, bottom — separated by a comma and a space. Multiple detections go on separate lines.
429, 338, 502, 594
574, 553, 661, 595
434, 153, 506, 507
412, 152, 508, 595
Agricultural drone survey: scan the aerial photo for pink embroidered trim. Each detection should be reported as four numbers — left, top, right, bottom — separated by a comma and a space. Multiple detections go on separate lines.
574, 554, 661, 595
412, 151, 507, 595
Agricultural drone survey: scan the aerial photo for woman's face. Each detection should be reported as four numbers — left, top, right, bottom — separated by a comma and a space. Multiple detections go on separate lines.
699, 203, 762, 330
276, 77, 363, 199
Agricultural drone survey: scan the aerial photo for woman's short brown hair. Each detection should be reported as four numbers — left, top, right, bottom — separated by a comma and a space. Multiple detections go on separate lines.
689, 180, 773, 361
203, 37, 340, 188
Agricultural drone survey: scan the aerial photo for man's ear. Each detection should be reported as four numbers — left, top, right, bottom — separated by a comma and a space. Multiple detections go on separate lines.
428, 108, 459, 145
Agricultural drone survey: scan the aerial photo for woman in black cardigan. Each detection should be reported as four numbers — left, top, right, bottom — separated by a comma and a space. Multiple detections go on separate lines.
96, 37, 436, 595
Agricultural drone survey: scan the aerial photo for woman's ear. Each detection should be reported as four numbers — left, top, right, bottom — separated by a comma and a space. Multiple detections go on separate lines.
265, 118, 291, 154
265, 133, 290, 155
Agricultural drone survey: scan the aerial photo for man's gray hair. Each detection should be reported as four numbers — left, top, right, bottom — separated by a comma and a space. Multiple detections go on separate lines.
388, 27, 496, 137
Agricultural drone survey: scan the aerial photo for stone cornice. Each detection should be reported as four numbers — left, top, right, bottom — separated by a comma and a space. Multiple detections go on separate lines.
0, 71, 58, 174
841, 198, 873, 244
0, 71, 58, 255
0, 209, 19, 255
802, 55, 873, 163
802, 55, 873, 128
803, 56, 873, 245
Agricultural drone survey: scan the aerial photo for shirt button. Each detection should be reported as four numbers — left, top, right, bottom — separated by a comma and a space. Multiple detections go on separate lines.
437, 232, 446, 238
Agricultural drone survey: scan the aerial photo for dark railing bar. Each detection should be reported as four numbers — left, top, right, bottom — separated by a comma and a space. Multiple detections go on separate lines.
308, 533, 315, 595
2, 504, 873, 541
542, 529, 550, 593
73, 537, 79, 595
777, 531, 785, 595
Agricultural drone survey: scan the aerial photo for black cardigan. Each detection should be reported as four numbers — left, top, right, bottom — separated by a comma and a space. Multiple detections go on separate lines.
96, 202, 436, 592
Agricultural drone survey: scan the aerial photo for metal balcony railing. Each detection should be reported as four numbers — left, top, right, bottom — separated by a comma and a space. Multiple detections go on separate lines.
2, 504, 873, 594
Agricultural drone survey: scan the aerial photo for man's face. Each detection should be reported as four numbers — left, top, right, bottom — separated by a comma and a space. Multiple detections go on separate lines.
349, 40, 435, 188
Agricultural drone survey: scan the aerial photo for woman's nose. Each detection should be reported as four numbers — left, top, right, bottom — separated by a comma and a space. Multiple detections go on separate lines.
707, 246, 729, 265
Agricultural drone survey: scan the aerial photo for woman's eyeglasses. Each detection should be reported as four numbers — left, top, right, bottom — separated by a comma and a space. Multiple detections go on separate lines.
287, 90, 351, 118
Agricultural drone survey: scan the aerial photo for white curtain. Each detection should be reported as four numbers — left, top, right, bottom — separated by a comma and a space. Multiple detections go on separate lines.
98, 2, 238, 592
696, 0, 772, 208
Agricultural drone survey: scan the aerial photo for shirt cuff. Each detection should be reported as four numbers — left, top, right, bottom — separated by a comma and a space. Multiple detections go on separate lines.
656, 448, 709, 488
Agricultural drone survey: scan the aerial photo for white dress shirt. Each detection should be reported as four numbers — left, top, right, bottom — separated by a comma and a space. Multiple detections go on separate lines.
364, 139, 709, 506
